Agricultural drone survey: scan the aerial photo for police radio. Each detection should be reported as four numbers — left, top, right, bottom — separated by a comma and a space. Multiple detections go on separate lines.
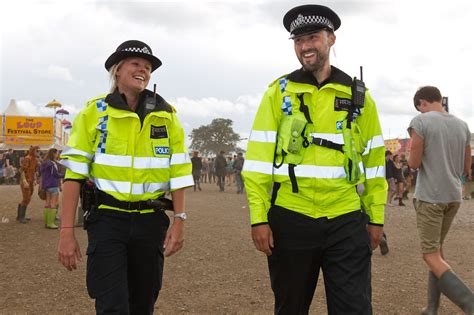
143, 83, 157, 116
352, 66, 365, 108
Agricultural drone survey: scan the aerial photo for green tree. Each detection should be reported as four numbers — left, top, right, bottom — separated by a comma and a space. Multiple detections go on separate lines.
189, 118, 241, 155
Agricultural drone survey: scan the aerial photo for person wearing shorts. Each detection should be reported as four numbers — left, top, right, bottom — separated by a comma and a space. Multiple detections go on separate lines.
39, 148, 64, 229
409, 86, 473, 314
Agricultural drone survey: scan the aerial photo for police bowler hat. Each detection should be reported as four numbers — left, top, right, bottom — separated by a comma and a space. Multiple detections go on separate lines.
283, 4, 341, 38
105, 40, 162, 72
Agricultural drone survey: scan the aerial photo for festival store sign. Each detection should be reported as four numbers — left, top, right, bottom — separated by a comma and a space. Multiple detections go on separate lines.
4, 116, 54, 145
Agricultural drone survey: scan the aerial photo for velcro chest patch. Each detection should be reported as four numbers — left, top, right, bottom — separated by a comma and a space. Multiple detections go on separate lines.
334, 97, 352, 111
150, 125, 168, 139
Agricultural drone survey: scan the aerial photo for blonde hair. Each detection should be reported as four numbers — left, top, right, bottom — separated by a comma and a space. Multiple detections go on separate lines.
108, 60, 126, 93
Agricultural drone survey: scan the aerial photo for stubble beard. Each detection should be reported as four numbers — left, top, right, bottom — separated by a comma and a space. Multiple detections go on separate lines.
298, 49, 327, 73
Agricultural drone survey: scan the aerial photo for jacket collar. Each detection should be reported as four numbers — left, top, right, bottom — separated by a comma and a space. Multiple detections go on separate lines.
287, 66, 352, 88
104, 88, 173, 113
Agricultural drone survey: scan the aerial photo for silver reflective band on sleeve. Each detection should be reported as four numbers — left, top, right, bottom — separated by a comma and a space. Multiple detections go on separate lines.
363, 135, 385, 155
132, 182, 170, 194
243, 160, 274, 175
61, 146, 94, 160
310, 133, 344, 145
94, 178, 130, 193
94, 153, 132, 167
249, 130, 277, 143
365, 166, 385, 179
170, 153, 191, 165
134, 157, 170, 169
170, 174, 194, 190
60, 159, 90, 175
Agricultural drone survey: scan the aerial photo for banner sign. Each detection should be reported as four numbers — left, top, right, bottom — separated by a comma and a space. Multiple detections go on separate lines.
4, 116, 54, 145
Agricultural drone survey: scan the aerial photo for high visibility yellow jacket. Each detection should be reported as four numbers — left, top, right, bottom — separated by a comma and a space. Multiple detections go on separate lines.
60, 89, 193, 213
242, 67, 387, 225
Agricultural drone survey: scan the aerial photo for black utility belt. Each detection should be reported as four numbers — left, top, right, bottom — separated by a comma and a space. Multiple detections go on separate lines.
96, 190, 172, 211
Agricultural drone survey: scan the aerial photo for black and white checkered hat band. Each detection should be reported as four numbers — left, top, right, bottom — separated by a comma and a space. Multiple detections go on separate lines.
290, 14, 334, 33
121, 46, 152, 55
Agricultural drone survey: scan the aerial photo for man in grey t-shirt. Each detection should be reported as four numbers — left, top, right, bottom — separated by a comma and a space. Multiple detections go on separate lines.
408, 86, 473, 314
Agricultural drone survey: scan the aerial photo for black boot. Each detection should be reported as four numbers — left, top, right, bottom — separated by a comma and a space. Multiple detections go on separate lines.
16, 204, 21, 221
399, 198, 406, 206
18, 205, 28, 224
403, 191, 409, 200
438, 269, 474, 314
422, 271, 440, 315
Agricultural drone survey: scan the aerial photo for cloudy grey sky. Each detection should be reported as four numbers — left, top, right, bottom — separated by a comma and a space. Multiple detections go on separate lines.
1, 0, 473, 147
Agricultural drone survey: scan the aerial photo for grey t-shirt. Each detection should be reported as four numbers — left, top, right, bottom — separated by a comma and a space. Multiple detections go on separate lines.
408, 111, 470, 203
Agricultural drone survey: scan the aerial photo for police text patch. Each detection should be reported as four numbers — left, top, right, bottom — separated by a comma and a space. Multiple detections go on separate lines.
150, 125, 168, 139
334, 97, 352, 111
154, 146, 170, 155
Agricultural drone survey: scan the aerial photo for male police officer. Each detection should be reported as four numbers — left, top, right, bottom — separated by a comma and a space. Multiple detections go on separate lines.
242, 5, 387, 314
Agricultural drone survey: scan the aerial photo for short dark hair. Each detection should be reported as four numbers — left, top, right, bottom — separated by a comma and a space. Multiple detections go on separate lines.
385, 150, 392, 157
413, 86, 442, 109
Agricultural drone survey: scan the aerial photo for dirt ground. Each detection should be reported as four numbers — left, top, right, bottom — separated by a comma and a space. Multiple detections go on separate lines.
0, 182, 473, 315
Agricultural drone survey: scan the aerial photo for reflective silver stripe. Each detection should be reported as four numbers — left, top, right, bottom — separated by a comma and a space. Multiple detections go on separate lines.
95, 153, 132, 167
310, 133, 344, 145
274, 164, 346, 179
170, 153, 190, 165
363, 135, 385, 155
170, 174, 194, 190
365, 166, 385, 179
95, 178, 130, 193
61, 146, 94, 160
249, 130, 277, 143
243, 160, 274, 175
132, 182, 170, 194
60, 159, 89, 175
134, 157, 170, 169
244, 160, 366, 179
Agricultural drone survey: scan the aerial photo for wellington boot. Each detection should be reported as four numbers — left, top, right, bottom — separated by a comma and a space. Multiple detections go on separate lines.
16, 204, 21, 221
43, 208, 49, 228
46, 208, 58, 229
18, 205, 28, 224
439, 270, 474, 314
421, 271, 440, 315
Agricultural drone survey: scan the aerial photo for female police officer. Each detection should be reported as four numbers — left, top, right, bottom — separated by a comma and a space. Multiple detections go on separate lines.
57, 40, 193, 314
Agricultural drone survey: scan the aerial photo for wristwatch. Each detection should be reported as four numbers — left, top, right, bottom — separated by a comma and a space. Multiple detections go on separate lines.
173, 212, 187, 221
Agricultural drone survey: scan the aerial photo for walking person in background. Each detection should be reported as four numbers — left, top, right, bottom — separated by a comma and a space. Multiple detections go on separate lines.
17, 146, 39, 224
243, 4, 387, 313
191, 151, 202, 191
393, 154, 406, 206
409, 86, 473, 314
385, 150, 396, 207
225, 156, 234, 186
233, 152, 245, 194
201, 157, 209, 184
208, 158, 216, 184
39, 148, 64, 229
215, 151, 227, 192
57, 40, 192, 314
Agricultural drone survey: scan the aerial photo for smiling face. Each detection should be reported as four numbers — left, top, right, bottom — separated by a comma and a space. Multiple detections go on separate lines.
115, 57, 152, 94
293, 30, 335, 73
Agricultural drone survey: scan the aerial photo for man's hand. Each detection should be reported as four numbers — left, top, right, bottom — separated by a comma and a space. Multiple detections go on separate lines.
251, 224, 274, 256
164, 220, 184, 257
58, 231, 83, 271
367, 225, 384, 250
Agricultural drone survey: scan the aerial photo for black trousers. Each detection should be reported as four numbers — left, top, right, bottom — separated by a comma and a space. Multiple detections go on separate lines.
86, 209, 170, 315
267, 206, 373, 315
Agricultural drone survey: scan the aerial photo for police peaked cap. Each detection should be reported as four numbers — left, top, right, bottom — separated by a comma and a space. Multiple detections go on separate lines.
283, 4, 341, 38
105, 40, 162, 72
